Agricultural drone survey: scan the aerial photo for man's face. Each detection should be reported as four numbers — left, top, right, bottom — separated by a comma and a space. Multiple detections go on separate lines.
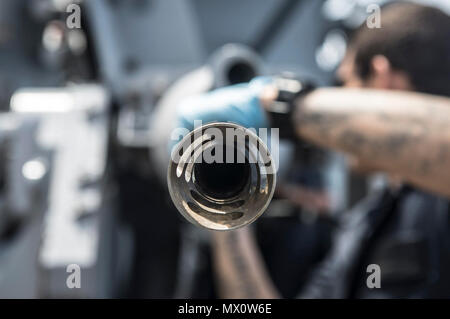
336, 51, 364, 88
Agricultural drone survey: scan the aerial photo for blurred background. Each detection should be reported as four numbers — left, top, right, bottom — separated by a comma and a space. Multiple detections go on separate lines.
0, 0, 449, 298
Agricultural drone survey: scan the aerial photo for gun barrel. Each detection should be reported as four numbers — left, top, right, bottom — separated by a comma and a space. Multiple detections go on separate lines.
167, 122, 276, 230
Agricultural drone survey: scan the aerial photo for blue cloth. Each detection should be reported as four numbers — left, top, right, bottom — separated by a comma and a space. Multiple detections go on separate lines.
170, 77, 273, 151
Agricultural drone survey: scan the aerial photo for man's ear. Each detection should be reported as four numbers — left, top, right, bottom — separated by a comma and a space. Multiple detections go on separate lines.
368, 55, 393, 89
368, 55, 413, 90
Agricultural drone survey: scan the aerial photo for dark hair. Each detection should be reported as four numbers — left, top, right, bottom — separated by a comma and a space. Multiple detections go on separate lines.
349, 2, 450, 96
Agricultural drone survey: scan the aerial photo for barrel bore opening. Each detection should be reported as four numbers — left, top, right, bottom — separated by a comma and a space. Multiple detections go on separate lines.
193, 145, 250, 200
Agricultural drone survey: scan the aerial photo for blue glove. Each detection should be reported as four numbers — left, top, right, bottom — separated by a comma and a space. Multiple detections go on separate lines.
170, 77, 272, 152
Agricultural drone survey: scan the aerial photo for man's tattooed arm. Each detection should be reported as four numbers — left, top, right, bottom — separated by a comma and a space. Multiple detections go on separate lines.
211, 227, 280, 299
295, 88, 450, 197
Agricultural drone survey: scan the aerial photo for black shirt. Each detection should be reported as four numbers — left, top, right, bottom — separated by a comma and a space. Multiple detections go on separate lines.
300, 186, 450, 298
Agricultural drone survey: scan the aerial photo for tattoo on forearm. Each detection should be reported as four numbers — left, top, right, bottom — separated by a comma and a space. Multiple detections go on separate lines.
296, 93, 450, 181
229, 232, 257, 296
217, 231, 258, 298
